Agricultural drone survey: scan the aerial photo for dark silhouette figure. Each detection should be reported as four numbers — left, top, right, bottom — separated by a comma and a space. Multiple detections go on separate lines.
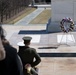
0, 26, 23, 75
18, 36, 41, 75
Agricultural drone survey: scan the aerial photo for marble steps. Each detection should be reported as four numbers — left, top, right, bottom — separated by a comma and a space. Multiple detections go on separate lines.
34, 45, 76, 57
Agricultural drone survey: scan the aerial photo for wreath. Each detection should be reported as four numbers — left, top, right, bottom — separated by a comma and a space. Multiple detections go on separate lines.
60, 17, 74, 33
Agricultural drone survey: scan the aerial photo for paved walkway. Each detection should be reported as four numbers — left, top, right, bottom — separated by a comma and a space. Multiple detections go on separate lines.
14, 8, 45, 25
2, 7, 76, 75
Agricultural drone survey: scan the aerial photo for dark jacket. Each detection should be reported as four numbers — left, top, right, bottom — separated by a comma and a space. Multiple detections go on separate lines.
18, 46, 41, 75
0, 44, 23, 75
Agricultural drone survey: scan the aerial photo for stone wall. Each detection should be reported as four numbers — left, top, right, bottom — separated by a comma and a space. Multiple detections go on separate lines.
51, 0, 76, 22
46, 0, 76, 32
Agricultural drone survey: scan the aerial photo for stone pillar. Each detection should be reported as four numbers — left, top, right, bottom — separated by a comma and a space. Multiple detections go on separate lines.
46, 0, 76, 32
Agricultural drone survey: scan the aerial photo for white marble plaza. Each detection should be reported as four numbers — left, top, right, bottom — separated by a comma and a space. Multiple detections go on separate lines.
17, 35, 41, 46
57, 34, 75, 44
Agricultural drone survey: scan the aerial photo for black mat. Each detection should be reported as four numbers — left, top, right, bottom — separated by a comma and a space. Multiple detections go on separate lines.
18, 30, 49, 34
38, 53, 76, 57
38, 47, 58, 49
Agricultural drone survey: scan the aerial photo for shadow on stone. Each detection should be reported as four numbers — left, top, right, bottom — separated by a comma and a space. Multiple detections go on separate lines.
18, 30, 49, 34
38, 53, 76, 57
38, 47, 58, 49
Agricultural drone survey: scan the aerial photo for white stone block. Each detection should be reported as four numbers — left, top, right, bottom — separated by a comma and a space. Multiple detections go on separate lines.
57, 34, 75, 44
51, 0, 75, 22
46, 0, 76, 32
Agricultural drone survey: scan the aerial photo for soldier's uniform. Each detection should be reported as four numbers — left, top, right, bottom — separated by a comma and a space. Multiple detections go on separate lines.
18, 36, 41, 75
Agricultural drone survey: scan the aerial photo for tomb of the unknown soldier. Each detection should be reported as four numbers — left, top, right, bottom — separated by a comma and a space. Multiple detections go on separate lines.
47, 0, 76, 33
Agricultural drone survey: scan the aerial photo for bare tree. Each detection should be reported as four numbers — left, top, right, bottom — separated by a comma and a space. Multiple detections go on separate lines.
0, 0, 32, 23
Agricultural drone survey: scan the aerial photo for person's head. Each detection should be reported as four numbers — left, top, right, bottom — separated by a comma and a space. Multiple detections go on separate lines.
22, 36, 32, 46
0, 25, 6, 40
0, 26, 6, 60
0, 26, 9, 45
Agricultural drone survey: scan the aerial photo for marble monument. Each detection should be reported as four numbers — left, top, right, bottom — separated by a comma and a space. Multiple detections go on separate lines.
47, 0, 76, 32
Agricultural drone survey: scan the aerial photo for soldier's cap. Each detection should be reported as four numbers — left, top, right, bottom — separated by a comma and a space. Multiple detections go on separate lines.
22, 36, 32, 41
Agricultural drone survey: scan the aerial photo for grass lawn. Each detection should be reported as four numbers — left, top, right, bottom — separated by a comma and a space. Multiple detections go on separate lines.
29, 9, 51, 24
7, 8, 36, 24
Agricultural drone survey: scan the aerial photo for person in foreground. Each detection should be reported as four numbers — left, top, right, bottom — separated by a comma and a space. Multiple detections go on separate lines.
18, 36, 41, 75
0, 26, 23, 75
